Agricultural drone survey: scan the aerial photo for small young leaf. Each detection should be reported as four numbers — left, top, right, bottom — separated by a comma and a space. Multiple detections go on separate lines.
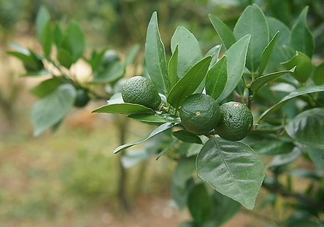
168, 45, 179, 88
285, 108, 324, 149
30, 77, 63, 98
129, 113, 181, 124
35, 6, 50, 41
306, 147, 324, 170
250, 68, 295, 93
40, 21, 53, 58
196, 137, 264, 210
258, 32, 279, 75
209, 15, 236, 49
173, 130, 202, 144
113, 123, 176, 153
289, 6, 315, 58
187, 184, 213, 225
205, 56, 227, 100
145, 12, 169, 95
313, 62, 324, 85
258, 85, 324, 122
171, 26, 202, 77
217, 35, 250, 102
167, 57, 212, 109
125, 44, 140, 67
57, 49, 74, 68
62, 21, 85, 61
31, 84, 76, 136
206, 44, 221, 67
234, 4, 270, 72
282, 51, 314, 83
92, 103, 155, 115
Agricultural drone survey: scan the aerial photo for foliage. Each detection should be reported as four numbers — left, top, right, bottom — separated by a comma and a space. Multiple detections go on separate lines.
8, 2, 324, 227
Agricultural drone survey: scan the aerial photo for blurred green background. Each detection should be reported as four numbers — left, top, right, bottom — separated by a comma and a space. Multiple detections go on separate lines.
0, 0, 323, 226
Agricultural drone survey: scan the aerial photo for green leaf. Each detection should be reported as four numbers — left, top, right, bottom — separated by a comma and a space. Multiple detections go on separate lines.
173, 130, 202, 144
286, 217, 324, 227
250, 68, 295, 93
251, 140, 294, 155
57, 49, 74, 68
8, 50, 44, 73
258, 32, 279, 75
40, 21, 53, 58
93, 62, 124, 83
217, 35, 250, 102
30, 77, 63, 98
92, 103, 155, 115
205, 56, 227, 100
65, 21, 85, 61
129, 113, 180, 124
268, 147, 301, 168
211, 191, 241, 226
233, 4, 269, 72
53, 22, 63, 47
168, 45, 179, 88
206, 44, 221, 67
187, 184, 213, 226
145, 12, 169, 95
258, 85, 324, 122
167, 56, 212, 109
306, 147, 324, 170
113, 123, 176, 153
267, 17, 291, 70
125, 44, 140, 67
313, 62, 324, 85
173, 158, 196, 190
171, 26, 202, 77
31, 84, 76, 136
282, 51, 313, 83
209, 14, 236, 49
289, 6, 315, 58
285, 108, 324, 149
35, 6, 50, 41
197, 137, 264, 209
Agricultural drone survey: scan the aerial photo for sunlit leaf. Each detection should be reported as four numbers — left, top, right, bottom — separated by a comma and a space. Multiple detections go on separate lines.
209, 15, 236, 49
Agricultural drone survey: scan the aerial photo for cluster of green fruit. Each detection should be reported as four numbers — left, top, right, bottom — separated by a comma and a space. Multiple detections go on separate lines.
122, 76, 253, 141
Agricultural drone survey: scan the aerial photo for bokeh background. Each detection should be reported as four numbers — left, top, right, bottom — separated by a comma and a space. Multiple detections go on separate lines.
0, 0, 323, 226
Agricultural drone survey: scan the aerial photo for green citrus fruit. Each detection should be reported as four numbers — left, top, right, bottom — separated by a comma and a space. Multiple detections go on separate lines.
179, 93, 221, 135
121, 76, 161, 109
74, 88, 90, 108
216, 101, 253, 141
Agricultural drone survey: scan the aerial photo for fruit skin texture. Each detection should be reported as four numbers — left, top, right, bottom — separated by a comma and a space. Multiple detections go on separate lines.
179, 93, 221, 135
216, 101, 253, 141
74, 88, 90, 108
121, 76, 161, 110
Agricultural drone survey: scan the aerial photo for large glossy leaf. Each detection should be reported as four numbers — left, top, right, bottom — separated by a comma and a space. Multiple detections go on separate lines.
92, 103, 155, 115
234, 4, 269, 72
168, 45, 179, 88
313, 63, 324, 85
8, 51, 43, 72
129, 113, 180, 124
205, 56, 227, 100
289, 7, 314, 58
285, 108, 324, 149
217, 35, 250, 102
197, 137, 264, 209
35, 6, 50, 41
113, 123, 176, 153
258, 32, 279, 75
31, 84, 76, 136
209, 15, 236, 49
282, 51, 313, 83
258, 85, 324, 122
167, 56, 212, 109
250, 68, 295, 93
171, 26, 202, 77
187, 184, 213, 225
145, 12, 169, 95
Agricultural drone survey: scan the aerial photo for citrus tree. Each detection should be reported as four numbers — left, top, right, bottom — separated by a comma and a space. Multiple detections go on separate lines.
93, 4, 324, 227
